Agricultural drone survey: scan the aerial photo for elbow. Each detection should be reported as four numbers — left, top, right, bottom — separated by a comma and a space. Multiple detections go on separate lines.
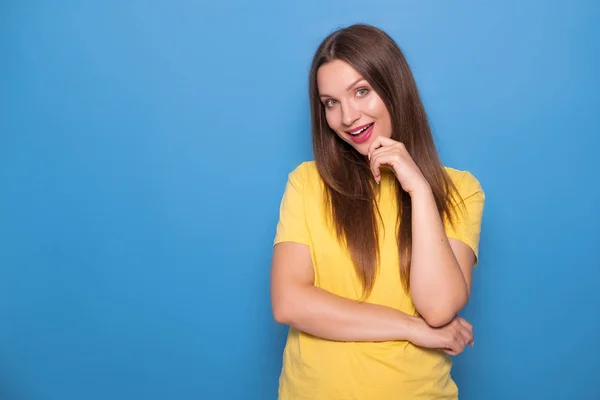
272, 304, 290, 325
272, 298, 296, 325
421, 311, 456, 328
416, 294, 469, 328
272, 284, 310, 326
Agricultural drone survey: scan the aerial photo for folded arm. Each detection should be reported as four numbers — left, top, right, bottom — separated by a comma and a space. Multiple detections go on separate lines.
270, 241, 422, 342
409, 185, 476, 327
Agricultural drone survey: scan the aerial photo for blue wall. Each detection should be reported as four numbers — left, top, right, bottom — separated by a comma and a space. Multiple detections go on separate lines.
1, 1, 598, 399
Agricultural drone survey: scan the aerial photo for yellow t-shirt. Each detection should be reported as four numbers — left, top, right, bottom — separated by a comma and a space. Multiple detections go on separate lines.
273, 161, 485, 400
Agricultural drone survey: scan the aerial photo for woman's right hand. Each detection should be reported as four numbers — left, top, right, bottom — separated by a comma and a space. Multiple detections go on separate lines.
409, 315, 474, 356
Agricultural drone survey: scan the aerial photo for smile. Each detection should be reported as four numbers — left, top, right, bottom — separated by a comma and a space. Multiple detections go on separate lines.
345, 122, 375, 144
346, 122, 374, 136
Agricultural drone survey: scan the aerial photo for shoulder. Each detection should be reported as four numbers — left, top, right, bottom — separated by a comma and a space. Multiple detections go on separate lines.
443, 166, 485, 200
287, 160, 320, 183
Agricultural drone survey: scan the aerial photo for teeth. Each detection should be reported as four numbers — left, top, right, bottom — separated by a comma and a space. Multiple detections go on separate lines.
350, 123, 372, 135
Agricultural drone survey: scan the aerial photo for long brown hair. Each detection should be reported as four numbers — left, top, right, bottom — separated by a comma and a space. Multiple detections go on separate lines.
309, 24, 459, 298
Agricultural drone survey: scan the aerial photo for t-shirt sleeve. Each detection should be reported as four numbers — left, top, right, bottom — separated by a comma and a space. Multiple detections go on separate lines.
445, 171, 485, 265
273, 163, 310, 246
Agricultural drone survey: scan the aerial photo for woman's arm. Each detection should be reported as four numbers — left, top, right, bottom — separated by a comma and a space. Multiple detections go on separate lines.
270, 241, 474, 354
409, 185, 474, 327
270, 241, 421, 342
366, 137, 480, 328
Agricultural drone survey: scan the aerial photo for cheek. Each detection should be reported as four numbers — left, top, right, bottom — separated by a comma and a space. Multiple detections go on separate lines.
368, 98, 391, 130
366, 104, 391, 137
365, 97, 387, 118
325, 110, 339, 130
360, 96, 375, 112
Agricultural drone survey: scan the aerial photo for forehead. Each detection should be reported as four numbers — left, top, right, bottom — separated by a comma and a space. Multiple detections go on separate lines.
317, 60, 364, 94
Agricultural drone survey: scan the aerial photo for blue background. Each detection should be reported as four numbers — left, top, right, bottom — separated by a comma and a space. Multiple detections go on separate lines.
1, 1, 599, 399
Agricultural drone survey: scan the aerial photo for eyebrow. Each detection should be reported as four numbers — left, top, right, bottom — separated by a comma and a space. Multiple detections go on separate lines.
319, 77, 367, 98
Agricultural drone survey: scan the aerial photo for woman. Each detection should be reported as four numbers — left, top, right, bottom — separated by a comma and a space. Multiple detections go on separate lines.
270, 24, 485, 399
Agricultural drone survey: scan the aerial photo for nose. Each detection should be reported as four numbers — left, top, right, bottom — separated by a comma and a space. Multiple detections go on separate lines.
341, 101, 360, 127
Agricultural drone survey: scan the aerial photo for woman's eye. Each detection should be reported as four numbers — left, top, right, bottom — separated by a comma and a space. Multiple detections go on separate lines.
325, 99, 337, 107
357, 88, 369, 97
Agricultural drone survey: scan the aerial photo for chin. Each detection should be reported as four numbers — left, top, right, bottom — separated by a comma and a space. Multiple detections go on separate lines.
339, 136, 369, 156
346, 134, 376, 156
352, 144, 369, 156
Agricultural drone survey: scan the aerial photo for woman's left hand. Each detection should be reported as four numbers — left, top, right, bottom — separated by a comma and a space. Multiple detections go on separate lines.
367, 136, 430, 195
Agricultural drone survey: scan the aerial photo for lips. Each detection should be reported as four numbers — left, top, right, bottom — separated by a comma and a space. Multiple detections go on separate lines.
345, 122, 374, 135
346, 122, 374, 144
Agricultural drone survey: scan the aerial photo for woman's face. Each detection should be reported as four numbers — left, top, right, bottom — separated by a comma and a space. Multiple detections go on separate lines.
317, 59, 392, 155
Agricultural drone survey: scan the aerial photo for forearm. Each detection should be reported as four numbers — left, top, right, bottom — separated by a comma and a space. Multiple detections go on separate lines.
275, 284, 420, 342
409, 185, 468, 326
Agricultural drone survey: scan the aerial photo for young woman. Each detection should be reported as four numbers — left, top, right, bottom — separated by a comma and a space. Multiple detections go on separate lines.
270, 24, 485, 399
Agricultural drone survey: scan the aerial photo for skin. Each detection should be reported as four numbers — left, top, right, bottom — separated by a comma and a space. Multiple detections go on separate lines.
271, 59, 476, 355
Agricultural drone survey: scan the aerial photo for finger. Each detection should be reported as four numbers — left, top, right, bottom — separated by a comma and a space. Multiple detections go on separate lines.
443, 349, 457, 356
456, 329, 468, 348
367, 137, 384, 161
367, 136, 398, 160
373, 136, 398, 147
370, 153, 383, 183
370, 151, 397, 183
452, 329, 468, 354
457, 318, 474, 345
369, 148, 395, 173
458, 319, 473, 337
368, 137, 406, 160
457, 320, 472, 340
370, 145, 397, 159
462, 328, 473, 347
458, 324, 473, 348
449, 338, 464, 355
370, 147, 402, 168
457, 317, 473, 332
